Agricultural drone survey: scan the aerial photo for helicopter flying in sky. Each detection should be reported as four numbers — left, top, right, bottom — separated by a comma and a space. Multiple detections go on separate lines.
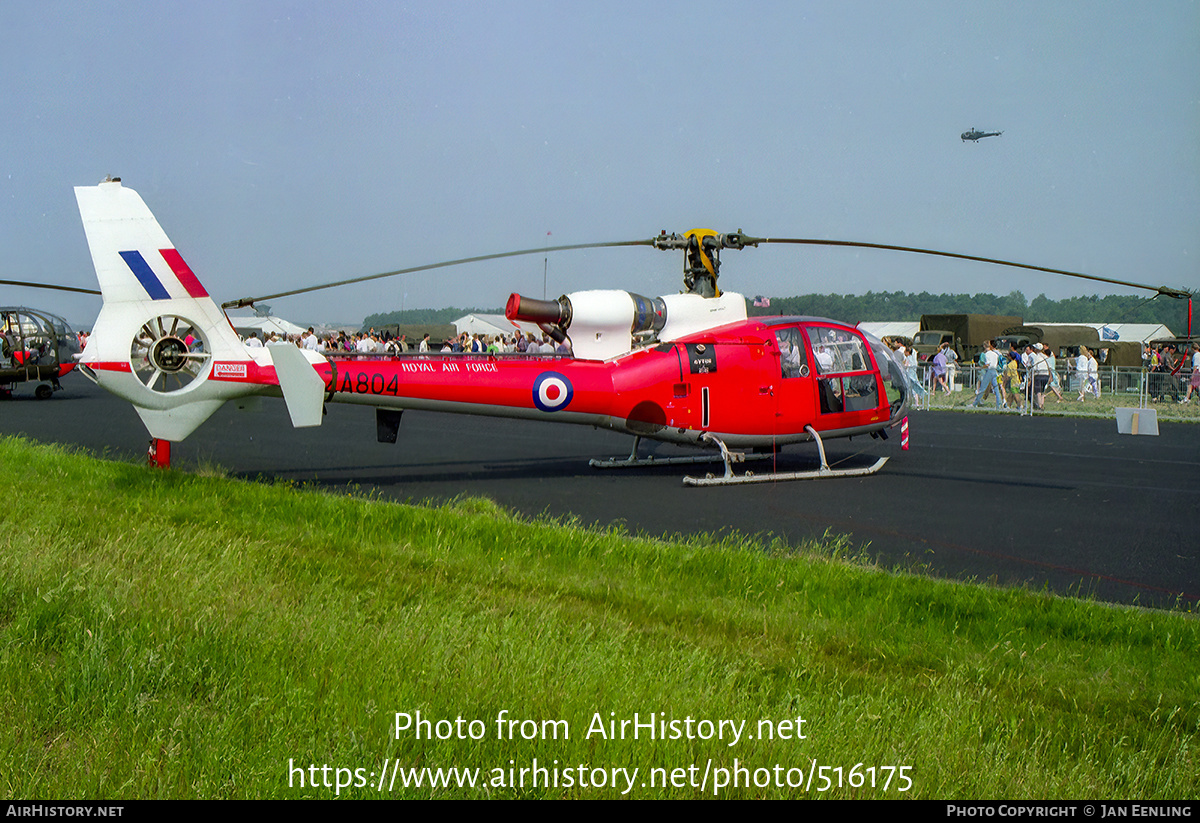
961, 128, 1003, 142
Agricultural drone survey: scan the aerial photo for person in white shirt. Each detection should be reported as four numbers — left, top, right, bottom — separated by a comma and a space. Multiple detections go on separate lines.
1044, 349, 1063, 402
1077, 347, 1100, 400
815, 345, 834, 373
899, 344, 927, 410
1088, 350, 1100, 398
1029, 343, 1050, 411
970, 340, 1003, 409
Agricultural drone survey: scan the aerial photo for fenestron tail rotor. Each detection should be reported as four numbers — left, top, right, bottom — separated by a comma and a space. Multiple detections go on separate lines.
130, 314, 212, 393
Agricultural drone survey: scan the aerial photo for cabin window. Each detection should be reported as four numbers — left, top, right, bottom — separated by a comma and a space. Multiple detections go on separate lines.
803, 325, 878, 414
774, 328, 809, 378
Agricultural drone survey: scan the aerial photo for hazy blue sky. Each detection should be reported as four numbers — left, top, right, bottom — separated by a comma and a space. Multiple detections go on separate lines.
3, 0, 1198, 327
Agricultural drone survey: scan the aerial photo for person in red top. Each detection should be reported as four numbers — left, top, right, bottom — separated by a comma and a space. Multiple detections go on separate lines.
1181, 342, 1200, 404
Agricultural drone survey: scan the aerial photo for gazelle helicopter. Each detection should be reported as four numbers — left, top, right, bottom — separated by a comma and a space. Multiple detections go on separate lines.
70, 179, 1190, 485
961, 128, 1003, 142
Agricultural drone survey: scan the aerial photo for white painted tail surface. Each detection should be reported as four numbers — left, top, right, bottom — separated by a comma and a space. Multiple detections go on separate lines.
75, 181, 264, 441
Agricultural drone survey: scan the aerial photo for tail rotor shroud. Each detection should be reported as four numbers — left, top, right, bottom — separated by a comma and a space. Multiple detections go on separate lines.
132, 314, 212, 393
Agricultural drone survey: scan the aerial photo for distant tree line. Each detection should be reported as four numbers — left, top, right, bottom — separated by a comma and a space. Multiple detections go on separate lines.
363, 291, 1190, 333
748, 290, 1189, 331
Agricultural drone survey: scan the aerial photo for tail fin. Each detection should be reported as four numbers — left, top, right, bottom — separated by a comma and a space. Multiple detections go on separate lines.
76, 179, 326, 443
75, 180, 256, 441
76, 180, 205, 304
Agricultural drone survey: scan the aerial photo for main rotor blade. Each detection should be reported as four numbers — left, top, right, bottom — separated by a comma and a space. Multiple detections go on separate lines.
219, 231, 1191, 310
221, 239, 656, 309
0, 279, 101, 296
746, 237, 1192, 299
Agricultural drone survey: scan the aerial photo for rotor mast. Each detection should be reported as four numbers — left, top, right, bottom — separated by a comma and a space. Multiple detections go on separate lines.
653, 229, 758, 298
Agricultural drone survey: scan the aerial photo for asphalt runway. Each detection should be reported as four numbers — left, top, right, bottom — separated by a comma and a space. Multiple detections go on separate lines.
4, 380, 1197, 611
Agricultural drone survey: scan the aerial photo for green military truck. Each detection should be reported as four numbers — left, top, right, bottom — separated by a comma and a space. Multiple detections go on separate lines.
913, 314, 1023, 364
995, 324, 1143, 367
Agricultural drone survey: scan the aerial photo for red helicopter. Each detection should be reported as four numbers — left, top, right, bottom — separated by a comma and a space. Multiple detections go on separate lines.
70, 179, 1191, 484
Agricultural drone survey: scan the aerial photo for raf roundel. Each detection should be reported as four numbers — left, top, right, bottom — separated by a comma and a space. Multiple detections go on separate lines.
532, 371, 574, 412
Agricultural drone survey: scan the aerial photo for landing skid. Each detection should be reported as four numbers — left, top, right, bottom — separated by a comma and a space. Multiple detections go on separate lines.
589, 435, 772, 470
682, 427, 887, 487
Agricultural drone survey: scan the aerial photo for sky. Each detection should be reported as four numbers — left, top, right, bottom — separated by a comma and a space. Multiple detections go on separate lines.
2, 0, 1198, 329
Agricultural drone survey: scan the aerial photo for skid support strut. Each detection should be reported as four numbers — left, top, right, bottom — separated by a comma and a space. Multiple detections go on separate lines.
590, 435, 771, 470
682, 427, 887, 487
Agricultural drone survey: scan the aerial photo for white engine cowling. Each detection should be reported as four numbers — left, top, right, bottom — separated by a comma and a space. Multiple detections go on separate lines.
506, 289, 748, 360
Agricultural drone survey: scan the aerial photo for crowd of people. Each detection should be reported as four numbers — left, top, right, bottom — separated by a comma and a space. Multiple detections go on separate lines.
1146, 341, 1200, 404
240, 327, 573, 357
969, 340, 1099, 412
891, 339, 956, 410
889, 337, 1200, 412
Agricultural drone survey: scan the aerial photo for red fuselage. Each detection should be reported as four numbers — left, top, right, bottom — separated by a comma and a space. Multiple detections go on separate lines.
304, 317, 897, 449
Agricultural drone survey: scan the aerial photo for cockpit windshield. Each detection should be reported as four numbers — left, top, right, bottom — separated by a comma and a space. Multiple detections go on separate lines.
805, 325, 871, 375
858, 327, 910, 423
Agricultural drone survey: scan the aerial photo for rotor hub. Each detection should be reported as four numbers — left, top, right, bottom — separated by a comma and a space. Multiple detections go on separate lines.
149, 336, 189, 373
653, 229, 758, 298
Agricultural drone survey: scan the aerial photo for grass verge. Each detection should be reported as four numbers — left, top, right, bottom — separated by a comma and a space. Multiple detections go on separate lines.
0, 436, 1196, 798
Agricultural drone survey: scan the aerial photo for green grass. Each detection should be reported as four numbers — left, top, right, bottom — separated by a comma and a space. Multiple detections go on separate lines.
1, 436, 1196, 798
